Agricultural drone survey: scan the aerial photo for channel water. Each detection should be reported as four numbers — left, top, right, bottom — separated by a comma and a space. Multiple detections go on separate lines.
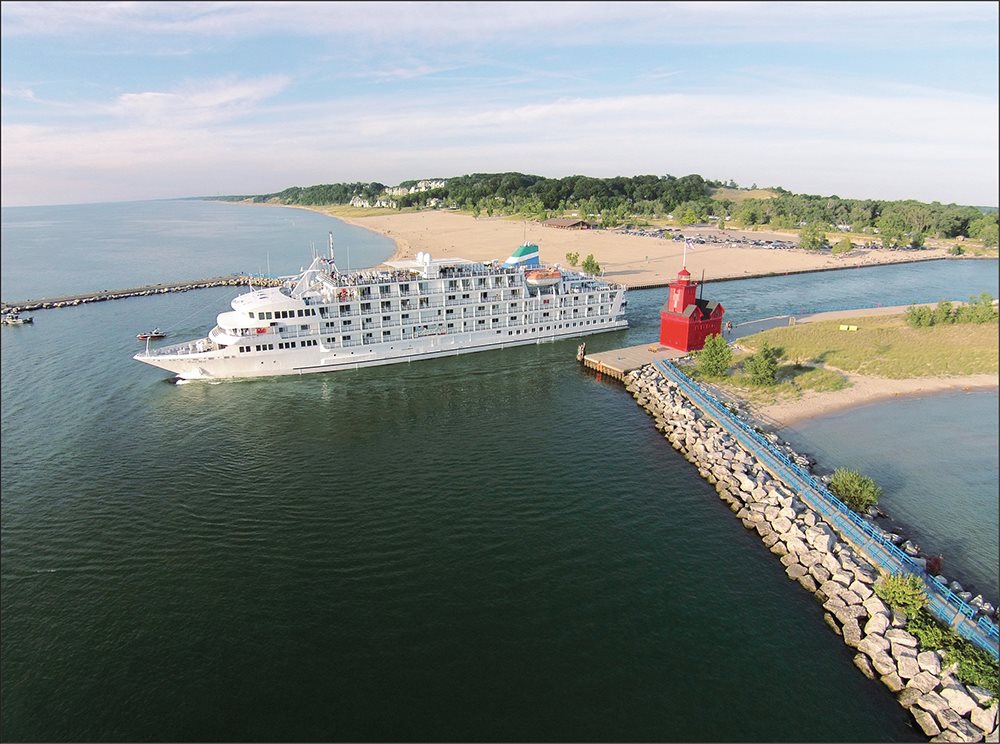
2, 200, 997, 741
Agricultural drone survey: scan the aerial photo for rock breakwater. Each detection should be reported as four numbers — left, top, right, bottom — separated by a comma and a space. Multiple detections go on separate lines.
1, 275, 285, 314
624, 364, 998, 742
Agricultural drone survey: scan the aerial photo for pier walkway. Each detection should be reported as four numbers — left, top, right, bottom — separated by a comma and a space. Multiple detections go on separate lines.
653, 357, 1000, 659
580, 343, 687, 381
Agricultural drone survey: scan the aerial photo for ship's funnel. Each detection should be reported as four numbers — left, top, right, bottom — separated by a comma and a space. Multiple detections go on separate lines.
503, 243, 540, 268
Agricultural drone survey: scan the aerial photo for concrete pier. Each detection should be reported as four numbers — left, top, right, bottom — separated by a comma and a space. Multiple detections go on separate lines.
580, 343, 687, 381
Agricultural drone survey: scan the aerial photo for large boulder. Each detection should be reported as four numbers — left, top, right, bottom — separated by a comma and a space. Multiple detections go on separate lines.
911, 708, 942, 737
809, 564, 832, 585
841, 618, 862, 648
915, 691, 950, 715
885, 628, 919, 648
917, 650, 942, 676
895, 653, 921, 680
939, 682, 975, 717
880, 671, 904, 693
857, 634, 891, 659
971, 706, 998, 737
848, 580, 873, 600
847, 648, 875, 678
864, 613, 889, 636
908, 671, 942, 695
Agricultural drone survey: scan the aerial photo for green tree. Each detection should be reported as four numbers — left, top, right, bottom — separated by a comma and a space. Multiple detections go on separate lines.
876, 211, 909, 248
565, 252, 580, 267
799, 222, 828, 250
581, 254, 602, 275
743, 341, 779, 385
829, 467, 882, 513
697, 334, 732, 377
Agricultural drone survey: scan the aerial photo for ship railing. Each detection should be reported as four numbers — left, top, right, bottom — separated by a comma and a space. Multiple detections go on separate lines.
654, 358, 1000, 660
341, 338, 363, 348
141, 338, 217, 357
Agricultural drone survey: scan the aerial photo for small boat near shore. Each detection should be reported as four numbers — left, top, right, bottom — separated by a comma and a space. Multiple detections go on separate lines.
137, 328, 167, 340
2, 312, 33, 326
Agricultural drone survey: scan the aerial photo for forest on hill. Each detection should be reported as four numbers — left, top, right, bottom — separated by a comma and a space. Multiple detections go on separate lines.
218, 172, 999, 248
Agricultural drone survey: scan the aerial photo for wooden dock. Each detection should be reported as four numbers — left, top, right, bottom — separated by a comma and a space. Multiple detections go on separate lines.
579, 342, 688, 381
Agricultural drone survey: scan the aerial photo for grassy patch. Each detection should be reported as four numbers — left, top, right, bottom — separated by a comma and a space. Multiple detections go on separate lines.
740, 314, 998, 378
687, 356, 848, 407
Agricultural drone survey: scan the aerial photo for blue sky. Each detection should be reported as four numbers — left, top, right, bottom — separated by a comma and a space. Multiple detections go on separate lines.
2, 1, 997, 207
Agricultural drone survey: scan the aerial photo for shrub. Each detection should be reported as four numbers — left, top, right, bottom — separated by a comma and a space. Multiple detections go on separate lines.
829, 467, 881, 513
874, 572, 927, 617
565, 252, 580, 267
832, 238, 853, 255
905, 305, 933, 327
956, 292, 999, 324
697, 334, 732, 377
581, 254, 601, 275
743, 341, 779, 386
932, 300, 956, 325
907, 609, 999, 695
949, 245, 965, 256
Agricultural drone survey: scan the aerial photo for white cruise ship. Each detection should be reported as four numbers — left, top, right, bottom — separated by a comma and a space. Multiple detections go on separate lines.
134, 240, 627, 380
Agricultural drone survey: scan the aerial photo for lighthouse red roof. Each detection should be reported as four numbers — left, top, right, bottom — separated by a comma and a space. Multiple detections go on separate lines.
677, 267, 691, 279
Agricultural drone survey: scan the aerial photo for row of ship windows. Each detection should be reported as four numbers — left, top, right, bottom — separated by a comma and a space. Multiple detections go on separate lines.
238, 339, 320, 353
320, 307, 606, 326
258, 291, 608, 320
248, 308, 317, 320
235, 320, 611, 353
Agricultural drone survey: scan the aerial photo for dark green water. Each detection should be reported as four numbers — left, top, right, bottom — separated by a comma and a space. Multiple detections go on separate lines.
3, 202, 997, 742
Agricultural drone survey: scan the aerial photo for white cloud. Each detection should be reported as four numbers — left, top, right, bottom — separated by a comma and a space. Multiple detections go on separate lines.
3, 1, 996, 48
3, 84, 996, 206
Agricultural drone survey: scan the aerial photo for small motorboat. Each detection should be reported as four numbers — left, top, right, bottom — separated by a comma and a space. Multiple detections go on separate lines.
137, 328, 167, 340
1, 312, 33, 326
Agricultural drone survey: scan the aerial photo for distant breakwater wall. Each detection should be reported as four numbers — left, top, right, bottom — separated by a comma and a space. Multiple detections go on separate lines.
621, 256, 953, 291
623, 365, 998, 742
1, 275, 285, 313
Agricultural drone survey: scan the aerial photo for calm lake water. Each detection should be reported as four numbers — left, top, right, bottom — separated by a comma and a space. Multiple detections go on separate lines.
1, 200, 997, 742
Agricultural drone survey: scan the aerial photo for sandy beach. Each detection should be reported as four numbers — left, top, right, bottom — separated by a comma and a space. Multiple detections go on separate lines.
305, 207, 955, 287
756, 373, 998, 429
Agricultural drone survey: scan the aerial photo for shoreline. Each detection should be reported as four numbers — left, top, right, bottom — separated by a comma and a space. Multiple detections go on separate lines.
758, 374, 999, 429
283, 204, 978, 287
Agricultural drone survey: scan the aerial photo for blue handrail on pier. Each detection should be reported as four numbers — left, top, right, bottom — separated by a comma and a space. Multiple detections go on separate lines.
653, 359, 1000, 660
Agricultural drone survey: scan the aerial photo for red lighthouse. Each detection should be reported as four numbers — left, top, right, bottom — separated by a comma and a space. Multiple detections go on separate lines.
659, 266, 725, 352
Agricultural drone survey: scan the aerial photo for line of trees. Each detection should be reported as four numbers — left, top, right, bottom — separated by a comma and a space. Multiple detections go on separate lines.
216, 172, 998, 246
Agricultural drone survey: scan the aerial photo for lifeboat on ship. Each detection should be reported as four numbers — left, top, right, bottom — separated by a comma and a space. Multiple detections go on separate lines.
524, 268, 561, 287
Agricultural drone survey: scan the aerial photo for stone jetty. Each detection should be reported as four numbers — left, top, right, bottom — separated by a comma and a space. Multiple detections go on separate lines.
1, 275, 285, 314
624, 364, 999, 742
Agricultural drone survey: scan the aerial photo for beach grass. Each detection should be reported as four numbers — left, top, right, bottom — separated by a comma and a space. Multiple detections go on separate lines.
739, 314, 999, 378
689, 356, 850, 407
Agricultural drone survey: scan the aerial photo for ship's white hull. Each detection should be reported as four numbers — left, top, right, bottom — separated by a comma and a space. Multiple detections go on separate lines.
137, 319, 627, 380
135, 248, 628, 381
